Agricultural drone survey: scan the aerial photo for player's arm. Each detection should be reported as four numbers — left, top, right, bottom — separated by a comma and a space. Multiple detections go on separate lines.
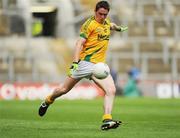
110, 22, 128, 32
68, 37, 86, 75
73, 37, 86, 63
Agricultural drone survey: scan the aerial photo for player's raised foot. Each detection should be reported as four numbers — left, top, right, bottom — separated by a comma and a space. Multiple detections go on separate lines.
38, 102, 49, 117
101, 119, 122, 130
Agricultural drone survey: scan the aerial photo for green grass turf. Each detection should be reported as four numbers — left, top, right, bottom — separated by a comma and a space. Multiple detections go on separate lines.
0, 97, 180, 138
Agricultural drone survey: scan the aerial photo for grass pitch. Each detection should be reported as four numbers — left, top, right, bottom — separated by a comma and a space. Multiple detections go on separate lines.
0, 97, 180, 138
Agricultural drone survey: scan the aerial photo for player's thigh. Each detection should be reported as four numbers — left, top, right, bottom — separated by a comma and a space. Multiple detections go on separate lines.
92, 74, 116, 94
61, 76, 80, 92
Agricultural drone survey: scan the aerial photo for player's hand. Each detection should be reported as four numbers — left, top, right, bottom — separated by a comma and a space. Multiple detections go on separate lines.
120, 26, 128, 32
68, 62, 79, 76
117, 26, 128, 32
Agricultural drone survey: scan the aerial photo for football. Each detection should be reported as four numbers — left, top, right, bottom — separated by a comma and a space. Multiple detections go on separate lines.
92, 62, 110, 79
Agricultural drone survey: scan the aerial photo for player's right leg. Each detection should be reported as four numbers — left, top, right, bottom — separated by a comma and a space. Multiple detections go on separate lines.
38, 76, 80, 117
92, 75, 122, 130
101, 119, 121, 130
101, 114, 122, 130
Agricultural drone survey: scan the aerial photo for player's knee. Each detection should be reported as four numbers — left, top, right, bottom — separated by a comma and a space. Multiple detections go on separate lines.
106, 86, 116, 96
111, 87, 116, 95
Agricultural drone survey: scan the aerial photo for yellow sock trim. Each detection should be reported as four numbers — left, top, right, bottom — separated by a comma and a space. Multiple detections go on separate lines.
45, 95, 54, 104
102, 114, 112, 121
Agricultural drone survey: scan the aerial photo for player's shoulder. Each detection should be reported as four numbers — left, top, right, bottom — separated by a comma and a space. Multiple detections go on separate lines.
104, 18, 111, 25
83, 16, 95, 26
81, 16, 96, 31
86, 16, 95, 22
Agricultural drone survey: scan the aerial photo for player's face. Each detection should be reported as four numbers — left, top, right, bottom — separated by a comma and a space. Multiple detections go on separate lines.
95, 8, 109, 23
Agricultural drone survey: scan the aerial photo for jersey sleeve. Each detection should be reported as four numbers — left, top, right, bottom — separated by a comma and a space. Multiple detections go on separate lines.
80, 19, 93, 39
106, 18, 111, 24
106, 18, 111, 26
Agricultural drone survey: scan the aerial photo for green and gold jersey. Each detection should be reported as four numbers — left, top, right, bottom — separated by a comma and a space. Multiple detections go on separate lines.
79, 16, 111, 63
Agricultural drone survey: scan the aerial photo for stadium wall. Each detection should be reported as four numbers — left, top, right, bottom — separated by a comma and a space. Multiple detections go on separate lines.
0, 81, 180, 100
0, 82, 104, 100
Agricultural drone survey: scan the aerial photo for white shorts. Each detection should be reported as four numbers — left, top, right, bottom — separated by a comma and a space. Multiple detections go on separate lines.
70, 60, 95, 79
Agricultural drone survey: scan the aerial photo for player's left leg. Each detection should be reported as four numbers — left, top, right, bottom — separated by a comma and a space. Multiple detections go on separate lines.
92, 74, 122, 130
38, 76, 80, 116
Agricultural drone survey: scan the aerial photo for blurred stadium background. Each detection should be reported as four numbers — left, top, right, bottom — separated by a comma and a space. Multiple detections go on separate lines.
0, 0, 180, 99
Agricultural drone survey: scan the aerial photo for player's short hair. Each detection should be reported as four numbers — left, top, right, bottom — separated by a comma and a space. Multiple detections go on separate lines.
95, 1, 110, 12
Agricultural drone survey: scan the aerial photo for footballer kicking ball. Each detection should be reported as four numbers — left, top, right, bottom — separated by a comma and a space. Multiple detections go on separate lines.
93, 62, 110, 79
